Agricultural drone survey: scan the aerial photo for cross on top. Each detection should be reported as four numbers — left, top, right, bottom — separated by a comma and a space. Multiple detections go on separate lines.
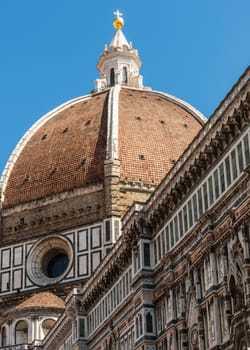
114, 10, 123, 19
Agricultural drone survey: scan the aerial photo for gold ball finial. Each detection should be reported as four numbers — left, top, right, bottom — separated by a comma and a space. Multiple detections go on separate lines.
113, 10, 124, 30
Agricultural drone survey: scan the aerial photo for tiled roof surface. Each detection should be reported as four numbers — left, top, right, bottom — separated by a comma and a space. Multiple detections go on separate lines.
15, 292, 65, 310
3, 92, 108, 207
3, 88, 202, 207
119, 88, 203, 184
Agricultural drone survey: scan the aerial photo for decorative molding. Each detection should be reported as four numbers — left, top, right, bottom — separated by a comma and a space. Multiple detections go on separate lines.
106, 86, 121, 160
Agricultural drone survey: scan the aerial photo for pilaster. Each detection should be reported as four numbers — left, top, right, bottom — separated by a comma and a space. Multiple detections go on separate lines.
213, 296, 222, 345
104, 159, 121, 216
210, 248, 218, 287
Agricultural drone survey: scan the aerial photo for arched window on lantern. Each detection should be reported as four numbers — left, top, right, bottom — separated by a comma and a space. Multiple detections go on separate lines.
122, 67, 128, 84
15, 320, 28, 345
110, 68, 115, 86
139, 313, 143, 335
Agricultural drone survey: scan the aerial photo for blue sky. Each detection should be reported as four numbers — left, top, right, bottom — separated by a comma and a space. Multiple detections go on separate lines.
0, 0, 249, 176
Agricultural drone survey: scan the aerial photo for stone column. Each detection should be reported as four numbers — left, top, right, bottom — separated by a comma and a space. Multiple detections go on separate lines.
169, 288, 176, 321
213, 296, 222, 345
31, 316, 38, 342
194, 268, 201, 301
72, 319, 77, 343
240, 223, 250, 308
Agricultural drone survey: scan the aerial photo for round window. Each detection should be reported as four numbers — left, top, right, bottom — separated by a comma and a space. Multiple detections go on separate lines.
46, 253, 69, 278
26, 235, 73, 286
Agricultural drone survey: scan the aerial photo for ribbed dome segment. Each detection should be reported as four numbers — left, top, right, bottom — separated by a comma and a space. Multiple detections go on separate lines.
119, 88, 204, 184
3, 92, 109, 208
2, 87, 205, 208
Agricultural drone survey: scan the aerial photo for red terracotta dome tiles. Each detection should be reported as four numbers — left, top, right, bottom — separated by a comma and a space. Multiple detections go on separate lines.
118, 88, 202, 184
3, 92, 109, 208
15, 292, 65, 310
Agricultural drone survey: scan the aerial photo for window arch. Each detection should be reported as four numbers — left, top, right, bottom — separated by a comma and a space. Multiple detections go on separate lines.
139, 313, 143, 335
42, 319, 56, 338
146, 312, 153, 333
136, 313, 143, 338
110, 68, 115, 86
15, 320, 28, 345
1, 326, 7, 346
136, 317, 139, 338
122, 67, 128, 84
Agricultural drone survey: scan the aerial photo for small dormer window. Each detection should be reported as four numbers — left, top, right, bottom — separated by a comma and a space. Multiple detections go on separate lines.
110, 68, 115, 86
122, 66, 128, 84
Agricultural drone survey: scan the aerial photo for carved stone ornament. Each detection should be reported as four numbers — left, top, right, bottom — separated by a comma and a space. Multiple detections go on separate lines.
26, 235, 73, 286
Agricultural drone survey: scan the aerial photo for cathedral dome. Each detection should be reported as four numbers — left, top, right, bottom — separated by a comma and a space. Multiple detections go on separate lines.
14, 292, 65, 310
1, 86, 204, 209
0, 12, 206, 210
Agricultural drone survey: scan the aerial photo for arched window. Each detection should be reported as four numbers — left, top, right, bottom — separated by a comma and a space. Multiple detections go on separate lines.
139, 314, 143, 335
146, 312, 153, 333
229, 273, 244, 313
122, 67, 128, 84
136, 314, 143, 338
136, 317, 139, 338
110, 68, 115, 86
15, 320, 28, 345
1, 326, 7, 346
42, 319, 56, 338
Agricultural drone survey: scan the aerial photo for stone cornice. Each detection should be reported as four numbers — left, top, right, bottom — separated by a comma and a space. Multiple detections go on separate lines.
97, 50, 142, 72
1, 204, 103, 247
2, 183, 103, 215
147, 88, 250, 233
145, 67, 250, 218
42, 313, 71, 350
82, 238, 131, 309
0, 307, 64, 325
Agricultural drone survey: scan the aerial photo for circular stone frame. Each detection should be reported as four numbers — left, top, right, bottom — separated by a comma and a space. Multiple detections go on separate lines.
26, 235, 73, 286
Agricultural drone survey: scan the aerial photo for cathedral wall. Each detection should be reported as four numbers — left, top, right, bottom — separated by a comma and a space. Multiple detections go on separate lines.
0, 216, 119, 297
1, 186, 105, 244
118, 186, 154, 216
150, 127, 250, 349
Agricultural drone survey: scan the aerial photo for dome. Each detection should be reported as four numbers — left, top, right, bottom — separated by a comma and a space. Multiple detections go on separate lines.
0, 13, 206, 211
15, 292, 65, 310
1, 87, 204, 209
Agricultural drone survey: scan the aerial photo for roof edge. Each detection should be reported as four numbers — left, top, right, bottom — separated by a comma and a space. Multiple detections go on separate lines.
120, 86, 207, 125
145, 66, 250, 211
0, 93, 96, 206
